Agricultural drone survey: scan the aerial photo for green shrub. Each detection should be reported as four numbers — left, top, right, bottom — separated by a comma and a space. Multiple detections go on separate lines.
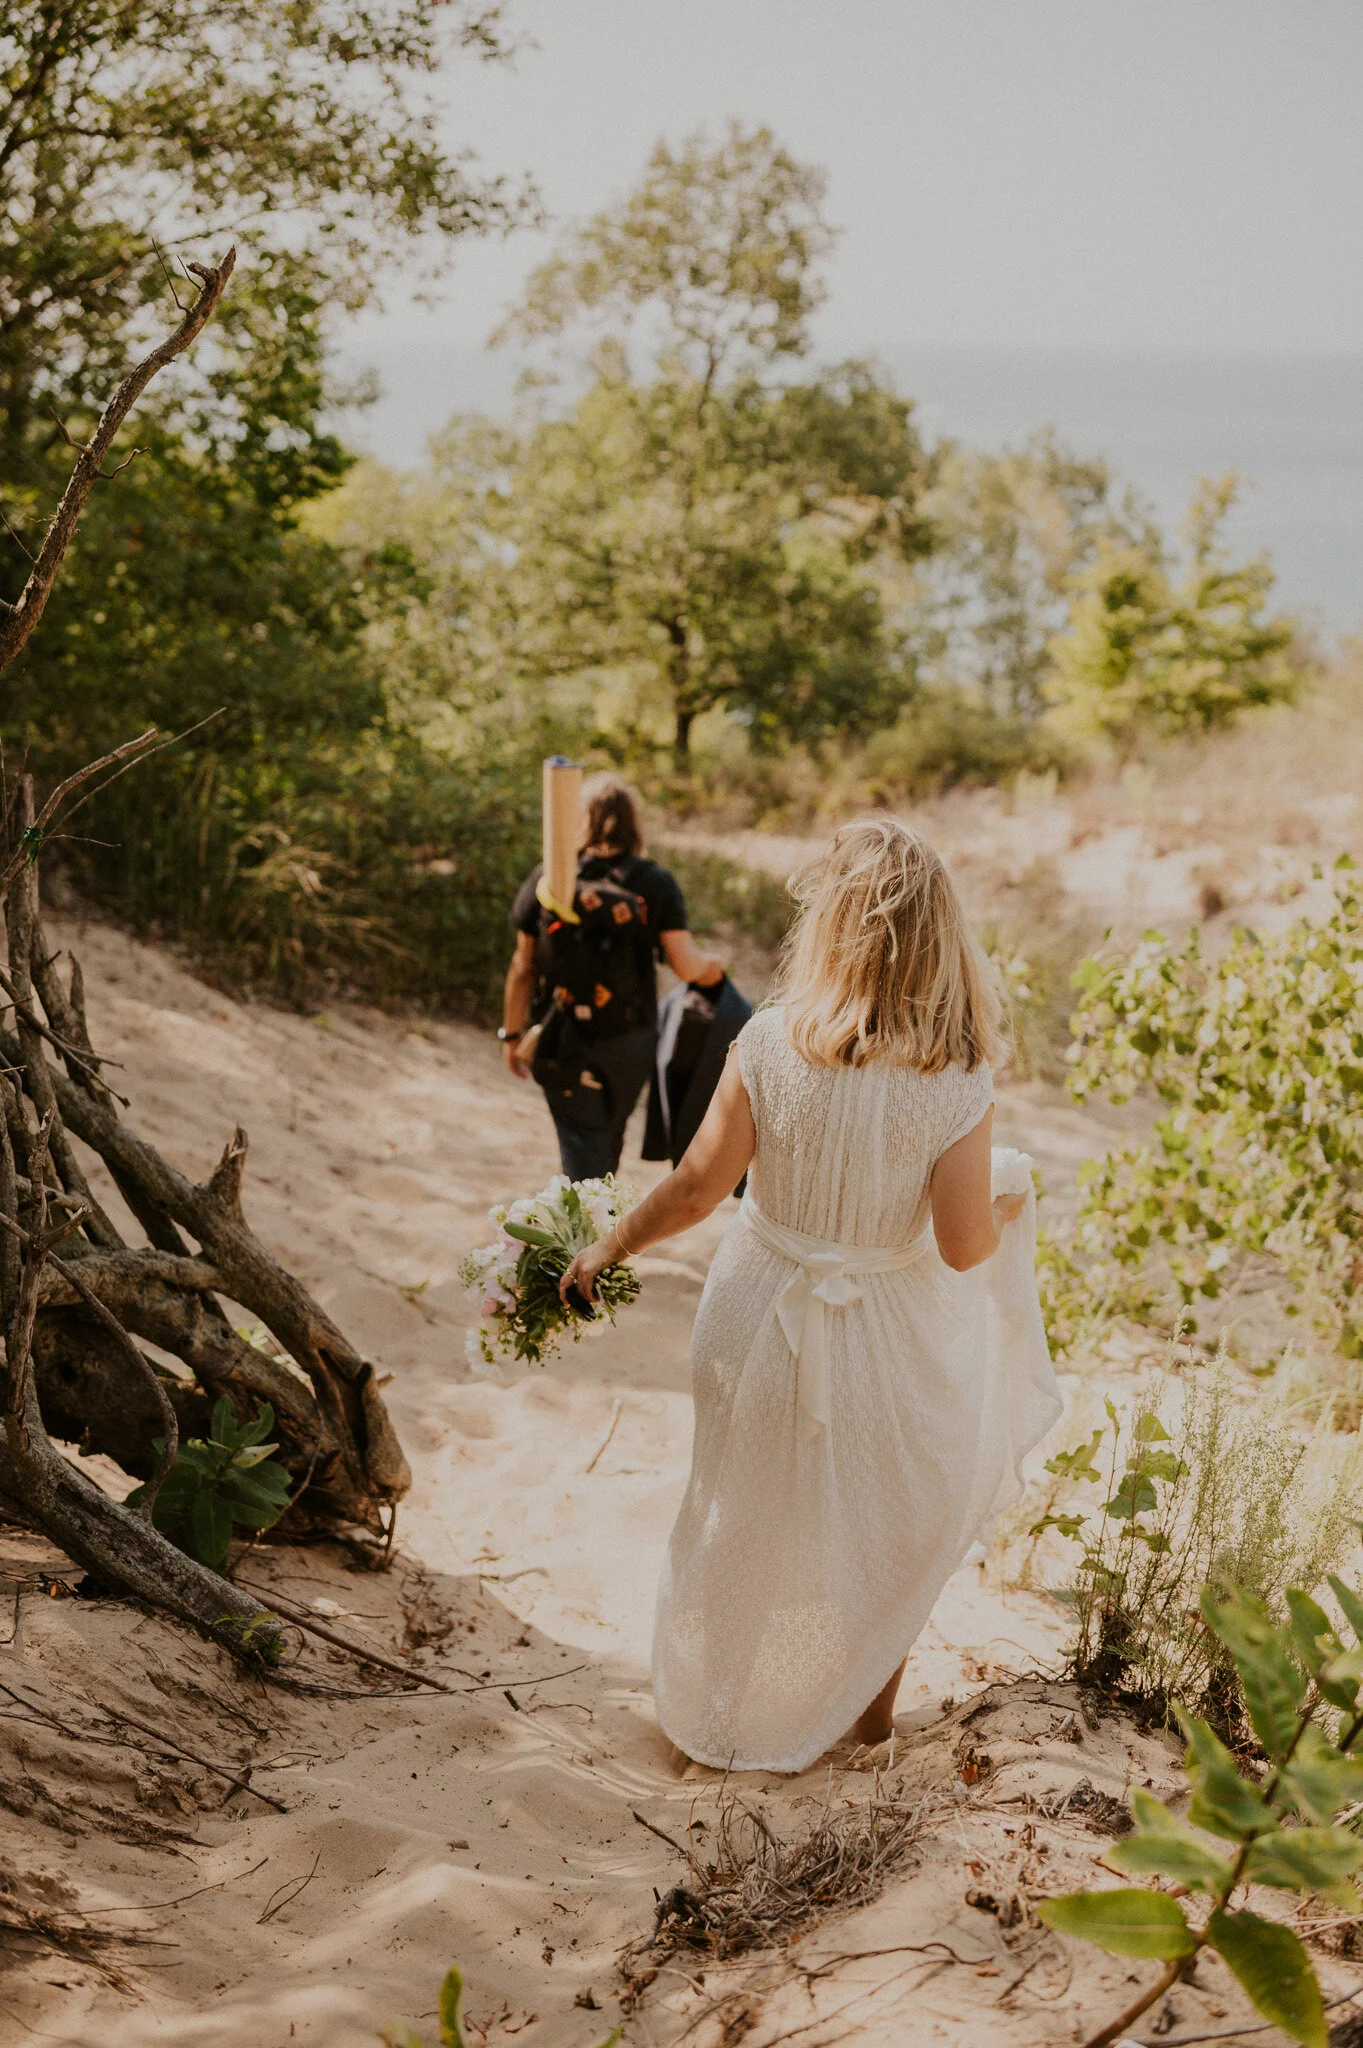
1054, 858, 1363, 1395
656, 845, 794, 955
1030, 1363, 1363, 1737
1039, 1577, 1363, 2048
127, 1398, 292, 1574
861, 687, 1067, 800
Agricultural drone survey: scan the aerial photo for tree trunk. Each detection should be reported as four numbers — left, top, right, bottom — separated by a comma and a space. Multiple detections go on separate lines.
673, 704, 694, 766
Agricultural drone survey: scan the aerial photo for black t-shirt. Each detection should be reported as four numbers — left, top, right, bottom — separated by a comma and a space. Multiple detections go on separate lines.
511, 852, 688, 1030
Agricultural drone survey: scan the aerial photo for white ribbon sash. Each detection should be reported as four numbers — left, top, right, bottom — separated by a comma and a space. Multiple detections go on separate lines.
739, 1193, 932, 1428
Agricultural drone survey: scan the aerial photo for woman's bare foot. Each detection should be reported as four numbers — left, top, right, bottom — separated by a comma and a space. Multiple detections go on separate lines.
847, 1658, 907, 1747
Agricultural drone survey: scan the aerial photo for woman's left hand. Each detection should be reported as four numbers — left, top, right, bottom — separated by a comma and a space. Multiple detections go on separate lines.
559, 1234, 618, 1307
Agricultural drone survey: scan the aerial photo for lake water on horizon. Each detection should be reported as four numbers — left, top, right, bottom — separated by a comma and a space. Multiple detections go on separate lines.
342, 339, 1363, 637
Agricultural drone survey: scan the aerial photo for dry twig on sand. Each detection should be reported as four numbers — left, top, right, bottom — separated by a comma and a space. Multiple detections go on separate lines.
623, 1782, 943, 1998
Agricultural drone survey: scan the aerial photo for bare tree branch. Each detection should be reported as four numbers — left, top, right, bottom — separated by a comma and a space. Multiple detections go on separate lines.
0, 247, 236, 673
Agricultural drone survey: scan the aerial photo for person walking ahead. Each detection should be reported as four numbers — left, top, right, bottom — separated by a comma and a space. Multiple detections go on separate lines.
500, 776, 723, 1181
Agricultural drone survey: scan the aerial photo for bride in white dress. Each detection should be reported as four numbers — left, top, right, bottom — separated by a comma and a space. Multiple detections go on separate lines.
562, 819, 1060, 1774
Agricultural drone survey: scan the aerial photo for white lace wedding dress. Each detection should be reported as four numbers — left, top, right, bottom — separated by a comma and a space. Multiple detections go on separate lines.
651, 1004, 1061, 1773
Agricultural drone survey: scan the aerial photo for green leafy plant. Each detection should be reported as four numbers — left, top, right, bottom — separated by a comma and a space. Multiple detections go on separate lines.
127, 1397, 292, 1574
1039, 1578, 1363, 2048
1022, 1363, 1363, 1732
379, 1965, 620, 2048
1053, 857, 1363, 1400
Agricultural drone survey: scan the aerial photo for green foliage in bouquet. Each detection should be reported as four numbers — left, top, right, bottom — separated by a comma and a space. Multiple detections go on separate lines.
1039, 1577, 1363, 2048
1047, 858, 1363, 1382
126, 1398, 292, 1575
461, 1177, 642, 1369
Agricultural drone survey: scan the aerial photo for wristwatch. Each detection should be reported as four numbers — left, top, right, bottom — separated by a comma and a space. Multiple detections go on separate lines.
496, 1026, 522, 1043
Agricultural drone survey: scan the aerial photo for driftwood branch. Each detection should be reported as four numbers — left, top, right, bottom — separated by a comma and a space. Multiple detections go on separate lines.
0, 249, 235, 675
0, 1086, 278, 1652
0, 771, 408, 1528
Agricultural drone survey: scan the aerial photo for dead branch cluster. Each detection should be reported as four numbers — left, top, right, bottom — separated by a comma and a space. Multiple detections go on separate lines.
0, 769, 410, 1646
624, 1780, 938, 1995
0, 252, 415, 1662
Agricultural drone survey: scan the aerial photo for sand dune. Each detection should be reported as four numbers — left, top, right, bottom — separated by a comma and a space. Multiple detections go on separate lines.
0, 910, 1317, 2047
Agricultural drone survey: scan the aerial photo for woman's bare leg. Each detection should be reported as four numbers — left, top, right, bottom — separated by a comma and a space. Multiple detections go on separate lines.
849, 1658, 907, 1746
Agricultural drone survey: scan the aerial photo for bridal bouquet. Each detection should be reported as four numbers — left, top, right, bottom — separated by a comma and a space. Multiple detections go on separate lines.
459, 1174, 641, 1370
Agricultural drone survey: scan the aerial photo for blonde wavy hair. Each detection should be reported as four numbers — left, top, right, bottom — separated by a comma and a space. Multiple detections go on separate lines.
777, 819, 1003, 1073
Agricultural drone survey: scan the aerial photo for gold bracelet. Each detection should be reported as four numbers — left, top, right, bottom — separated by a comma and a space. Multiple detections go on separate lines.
613, 1213, 632, 1259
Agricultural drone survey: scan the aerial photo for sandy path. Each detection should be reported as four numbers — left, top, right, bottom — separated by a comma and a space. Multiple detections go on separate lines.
0, 915, 1300, 2048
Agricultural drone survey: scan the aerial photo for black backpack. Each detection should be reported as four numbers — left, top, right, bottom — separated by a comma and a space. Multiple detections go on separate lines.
530, 863, 650, 1092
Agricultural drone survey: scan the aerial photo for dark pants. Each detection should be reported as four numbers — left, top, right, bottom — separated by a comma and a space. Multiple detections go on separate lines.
542, 1026, 656, 1182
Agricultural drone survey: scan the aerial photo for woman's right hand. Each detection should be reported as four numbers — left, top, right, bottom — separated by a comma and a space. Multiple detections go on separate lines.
992, 1190, 1027, 1228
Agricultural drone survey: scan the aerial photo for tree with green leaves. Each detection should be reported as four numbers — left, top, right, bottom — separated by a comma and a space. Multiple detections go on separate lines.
1, 1, 522, 488
918, 429, 1158, 718
1, 2, 534, 989
487, 125, 933, 765
1045, 474, 1304, 751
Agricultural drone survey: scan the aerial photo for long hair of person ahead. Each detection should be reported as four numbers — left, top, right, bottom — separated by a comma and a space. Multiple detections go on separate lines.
580, 775, 645, 858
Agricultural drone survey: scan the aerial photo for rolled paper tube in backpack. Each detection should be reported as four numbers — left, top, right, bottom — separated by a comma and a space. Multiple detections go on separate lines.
538, 756, 582, 923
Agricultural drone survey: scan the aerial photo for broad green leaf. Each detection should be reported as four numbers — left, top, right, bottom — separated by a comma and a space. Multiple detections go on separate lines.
1206, 1909, 1326, 2048
190, 1489, 234, 1573
209, 1395, 235, 1444
1277, 1723, 1363, 1823
231, 1442, 281, 1470
236, 1403, 276, 1449
1105, 1789, 1235, 1895
1028, 1512, 1088, 1540
1106, 1471, 1158, 1519
1133, 1411, 1171, 1442
1328, 1573, 1363, 1649
1244, 1825, 1363, 1903
222, 1464, 291, 1505
1202, 1592, 1306, 1760
1044, 1429, 1104, 1482
438, 1966, 467, 2048
1138, 1448, 1188, 1483
1324, 1646, 1363, 1684
1286, 1589, 1354, 1708
1037, 1887, 1196, 1959
175, 1442, 220, 1476
1179, 1710, 1276, 1840
502, 1222, 556, 1246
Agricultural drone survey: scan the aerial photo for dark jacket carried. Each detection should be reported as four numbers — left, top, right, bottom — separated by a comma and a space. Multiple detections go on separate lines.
642, 974, 754, 1168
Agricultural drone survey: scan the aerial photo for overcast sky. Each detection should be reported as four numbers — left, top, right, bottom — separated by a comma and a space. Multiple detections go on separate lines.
345, 0, 1363, 378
